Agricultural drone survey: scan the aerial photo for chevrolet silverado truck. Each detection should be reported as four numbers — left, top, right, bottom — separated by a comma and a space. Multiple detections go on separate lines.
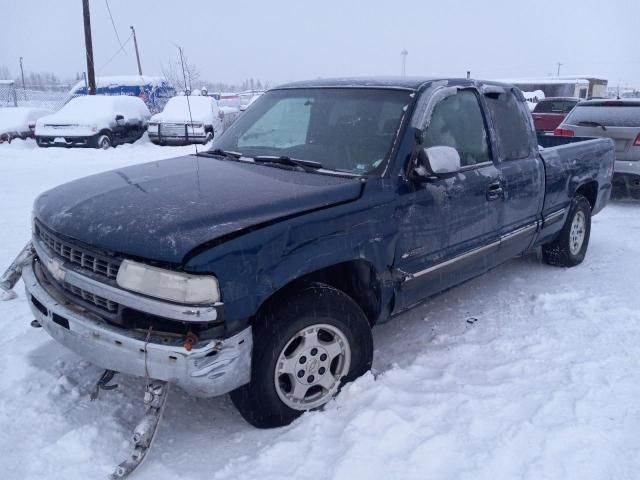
2, 77, 615, 430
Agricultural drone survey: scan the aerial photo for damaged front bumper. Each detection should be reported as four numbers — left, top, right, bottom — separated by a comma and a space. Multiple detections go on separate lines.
22, 257, 252, 398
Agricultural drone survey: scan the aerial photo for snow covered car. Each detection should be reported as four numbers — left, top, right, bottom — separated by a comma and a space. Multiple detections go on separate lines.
147, 95, 238, 145
0, 107, 51, 143
34, 95, 150, 149
2, 78, 615, 445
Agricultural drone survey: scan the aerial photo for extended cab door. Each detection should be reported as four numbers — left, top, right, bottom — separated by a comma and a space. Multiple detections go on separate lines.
395, 87, 502, 310
482, 87, 544, 261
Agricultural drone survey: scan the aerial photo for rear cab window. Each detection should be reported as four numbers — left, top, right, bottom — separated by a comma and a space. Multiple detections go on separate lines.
484, 88, 534, 160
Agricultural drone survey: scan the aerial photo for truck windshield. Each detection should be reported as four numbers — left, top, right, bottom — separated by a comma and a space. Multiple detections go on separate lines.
209, 88, 412, 175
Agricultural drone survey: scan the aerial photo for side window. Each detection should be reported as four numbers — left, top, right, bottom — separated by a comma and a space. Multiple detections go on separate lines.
237, 97, 311, 149
484, 89, 532, 161
422, 90, 492, 167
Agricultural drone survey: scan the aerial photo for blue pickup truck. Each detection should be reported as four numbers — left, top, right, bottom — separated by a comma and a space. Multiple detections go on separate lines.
4, 77, 615, 430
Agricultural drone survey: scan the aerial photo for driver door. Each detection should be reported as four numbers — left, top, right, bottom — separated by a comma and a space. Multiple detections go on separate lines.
395, 88, 502, 310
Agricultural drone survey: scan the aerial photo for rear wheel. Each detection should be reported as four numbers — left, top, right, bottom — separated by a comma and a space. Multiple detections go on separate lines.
542, 194, 591, 267
230, 282, 373, 428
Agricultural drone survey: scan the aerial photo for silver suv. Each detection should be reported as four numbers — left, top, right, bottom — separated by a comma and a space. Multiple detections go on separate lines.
556, 99, 640, 198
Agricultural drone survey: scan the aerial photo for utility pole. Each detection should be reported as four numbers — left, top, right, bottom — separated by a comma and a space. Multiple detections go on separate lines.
401, 49, 408, 77
130, 26, 143, 76
82, 0, 96, 94
19, 57, 25, 92
556, 62, 563, 77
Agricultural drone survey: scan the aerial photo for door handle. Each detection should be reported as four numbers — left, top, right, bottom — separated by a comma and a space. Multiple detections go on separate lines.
486, 181, 504, 201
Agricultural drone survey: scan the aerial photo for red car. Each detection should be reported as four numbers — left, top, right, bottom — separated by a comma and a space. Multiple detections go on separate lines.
532, 97, 580, 134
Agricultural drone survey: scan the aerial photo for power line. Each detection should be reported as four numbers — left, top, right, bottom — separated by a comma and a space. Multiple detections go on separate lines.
104, 0, 125, 50
98, 32, 133, 72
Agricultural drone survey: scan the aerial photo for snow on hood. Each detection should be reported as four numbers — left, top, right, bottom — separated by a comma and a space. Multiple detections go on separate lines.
0, 107, 51, 133
36, 95, 150, 127
151, 96, 218, 124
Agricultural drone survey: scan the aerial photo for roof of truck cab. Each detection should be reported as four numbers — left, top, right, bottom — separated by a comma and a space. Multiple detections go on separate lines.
273, 76, 518, 92
273, 76, 470, 90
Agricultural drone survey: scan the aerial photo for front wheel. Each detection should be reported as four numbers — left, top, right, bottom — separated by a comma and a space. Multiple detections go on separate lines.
95, 133, 112, 149
230, 282, 373, 428
542, 194, 592, 267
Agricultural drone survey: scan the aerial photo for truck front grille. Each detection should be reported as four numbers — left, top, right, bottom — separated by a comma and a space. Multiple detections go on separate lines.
159, 123, 203, 137
62, 282, 119, 312
35, 223, 120, 280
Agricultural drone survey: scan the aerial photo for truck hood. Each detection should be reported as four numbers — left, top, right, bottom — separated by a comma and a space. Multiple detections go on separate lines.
34, 155, 362, 264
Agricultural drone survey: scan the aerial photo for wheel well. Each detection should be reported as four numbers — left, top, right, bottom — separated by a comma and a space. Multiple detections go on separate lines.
576, 181, 597, 210
255, 260, 383, 326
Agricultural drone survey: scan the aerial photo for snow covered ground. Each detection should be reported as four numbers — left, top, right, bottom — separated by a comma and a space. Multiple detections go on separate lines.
1, 137, 639, 480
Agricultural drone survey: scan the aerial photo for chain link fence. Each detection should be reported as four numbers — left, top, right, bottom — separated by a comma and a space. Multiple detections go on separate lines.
0, 81, 18, 107
0, 80, 72, 110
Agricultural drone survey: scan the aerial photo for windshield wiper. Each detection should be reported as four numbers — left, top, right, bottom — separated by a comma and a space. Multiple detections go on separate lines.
576, 121, 607, 131
252, 155, 323, 172
197, 149, 243, 161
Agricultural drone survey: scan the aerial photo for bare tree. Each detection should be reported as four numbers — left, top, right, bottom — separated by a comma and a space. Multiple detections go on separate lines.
162, 50, 200, 92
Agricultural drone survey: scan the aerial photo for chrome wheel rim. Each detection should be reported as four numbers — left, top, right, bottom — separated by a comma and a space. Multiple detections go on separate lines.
569, 210, 586, 255
100, 136, 110, 149
274, 323, 351, 411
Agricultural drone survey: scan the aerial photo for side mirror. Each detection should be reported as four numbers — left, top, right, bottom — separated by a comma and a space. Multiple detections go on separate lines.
414, 146, 461, 178
115, 114, 125, 123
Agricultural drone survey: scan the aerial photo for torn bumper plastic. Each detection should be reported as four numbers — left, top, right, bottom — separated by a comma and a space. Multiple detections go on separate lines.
23, 260, 252, 398
0, 242, 35, 300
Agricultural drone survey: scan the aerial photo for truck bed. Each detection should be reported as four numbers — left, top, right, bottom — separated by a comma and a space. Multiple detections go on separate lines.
537, 135, 615, 219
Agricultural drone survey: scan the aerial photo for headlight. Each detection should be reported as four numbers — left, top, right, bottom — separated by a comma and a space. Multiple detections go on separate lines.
116, 260, 220, 304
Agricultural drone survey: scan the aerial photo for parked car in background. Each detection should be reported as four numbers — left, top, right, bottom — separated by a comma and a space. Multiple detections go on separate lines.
0, 107, 51, 143
532, 97, 580, 134
35, 95, 150, 149
148, 94, 224, 145
555, 99, 640, 198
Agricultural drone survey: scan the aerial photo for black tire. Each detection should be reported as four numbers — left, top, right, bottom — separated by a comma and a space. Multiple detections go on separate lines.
36, 137, 49, 148
542, 194, 591, 267
230, 282, 373, 428
94, 133, 112, 149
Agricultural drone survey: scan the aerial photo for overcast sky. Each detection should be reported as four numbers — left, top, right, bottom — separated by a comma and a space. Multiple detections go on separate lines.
1, 0, 638, 87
